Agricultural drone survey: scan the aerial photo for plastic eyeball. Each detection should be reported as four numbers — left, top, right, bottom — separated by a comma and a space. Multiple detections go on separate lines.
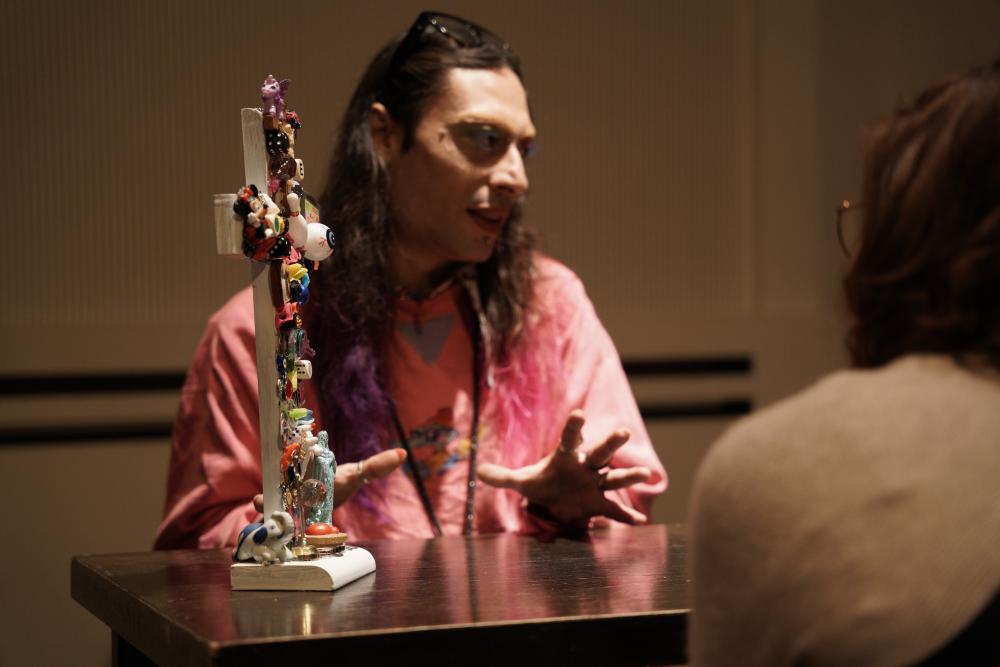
303, 223, 335, 261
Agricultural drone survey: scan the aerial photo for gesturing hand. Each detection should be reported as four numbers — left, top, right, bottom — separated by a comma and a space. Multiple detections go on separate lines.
476, 410, 652, 527
252, 448, 406, 514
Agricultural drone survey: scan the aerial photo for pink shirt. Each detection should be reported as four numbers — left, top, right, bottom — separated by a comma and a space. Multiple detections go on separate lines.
154, 256, 667, 548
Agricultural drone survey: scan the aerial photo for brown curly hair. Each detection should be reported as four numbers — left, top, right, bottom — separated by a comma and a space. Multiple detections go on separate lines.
845, 58, 1000, 369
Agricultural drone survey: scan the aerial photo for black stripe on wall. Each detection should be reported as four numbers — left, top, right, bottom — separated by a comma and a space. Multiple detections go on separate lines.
0, 372, 185, 396
0, 422, 173, 445
623, 356, 752, 376
640, 399, 752, 420
628, 355, 753, 420
0, 399, 750, 444
0, 355, 752, 442
0, 355, 752, 397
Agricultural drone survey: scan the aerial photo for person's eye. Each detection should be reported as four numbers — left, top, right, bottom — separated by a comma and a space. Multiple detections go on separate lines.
471, 125, 507, 154
517, 139, 536, 160
454, 123, 511, 158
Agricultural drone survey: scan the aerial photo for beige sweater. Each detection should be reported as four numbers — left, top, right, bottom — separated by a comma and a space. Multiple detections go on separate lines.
689, 355, 1000, 667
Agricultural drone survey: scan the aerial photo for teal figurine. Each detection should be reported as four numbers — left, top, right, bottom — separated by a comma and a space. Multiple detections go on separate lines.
305, 430, 336, 527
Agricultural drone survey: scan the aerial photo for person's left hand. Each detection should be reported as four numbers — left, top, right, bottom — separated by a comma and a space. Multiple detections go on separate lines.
476, 410, 652, 527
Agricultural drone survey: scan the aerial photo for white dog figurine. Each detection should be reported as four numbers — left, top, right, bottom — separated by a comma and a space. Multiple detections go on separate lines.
233, 511, 295, 565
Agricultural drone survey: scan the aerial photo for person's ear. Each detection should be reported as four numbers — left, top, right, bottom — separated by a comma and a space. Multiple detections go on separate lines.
369, 102, 402, 165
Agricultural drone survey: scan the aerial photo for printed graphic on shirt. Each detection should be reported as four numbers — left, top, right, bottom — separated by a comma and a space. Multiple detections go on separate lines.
397, 314, 454, 365
392, 407, 478, 480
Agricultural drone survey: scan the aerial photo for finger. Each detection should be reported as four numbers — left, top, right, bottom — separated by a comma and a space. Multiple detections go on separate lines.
599, 497, 648, 525
600, 466, 651, 490
586, 428, 630, 469
476, 462, 524, 491
364, 448, 407, 480
333, 449, 407, 507
252, 494, 263, 513
557, 410, 586, 455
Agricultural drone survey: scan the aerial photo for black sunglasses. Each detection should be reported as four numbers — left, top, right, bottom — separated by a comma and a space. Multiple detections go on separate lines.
384, 11, 510, 83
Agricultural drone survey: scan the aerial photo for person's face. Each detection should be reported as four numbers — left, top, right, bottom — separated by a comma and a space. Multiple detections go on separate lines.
376, 67, 535, 277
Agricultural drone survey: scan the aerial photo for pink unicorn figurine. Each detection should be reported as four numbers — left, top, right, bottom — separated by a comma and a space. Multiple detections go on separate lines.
261, 75, 290, 120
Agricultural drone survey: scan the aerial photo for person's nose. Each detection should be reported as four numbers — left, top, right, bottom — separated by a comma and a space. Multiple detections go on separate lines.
490, 144, 529, 202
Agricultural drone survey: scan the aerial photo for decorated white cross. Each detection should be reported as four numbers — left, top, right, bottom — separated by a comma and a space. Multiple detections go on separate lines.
212, 76, 374, 591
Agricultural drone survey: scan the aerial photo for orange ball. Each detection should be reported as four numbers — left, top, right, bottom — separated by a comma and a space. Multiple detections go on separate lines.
306, 522, 338, 535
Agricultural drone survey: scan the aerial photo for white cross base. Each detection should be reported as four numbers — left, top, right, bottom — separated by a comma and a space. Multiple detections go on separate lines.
231, 546, 376, 591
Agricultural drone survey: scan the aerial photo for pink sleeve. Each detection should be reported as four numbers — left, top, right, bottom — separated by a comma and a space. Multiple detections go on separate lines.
153, 289, 263, 550
550, 265, 668, 517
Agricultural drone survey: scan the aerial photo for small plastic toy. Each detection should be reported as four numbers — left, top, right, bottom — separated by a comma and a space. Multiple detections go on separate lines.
305, 430, 336, 527
233, 511, 295, 564
260, 74, 289, 120
304, 522, 348, 554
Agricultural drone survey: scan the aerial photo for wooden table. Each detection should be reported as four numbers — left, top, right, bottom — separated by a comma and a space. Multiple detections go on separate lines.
72, 523, 689, 666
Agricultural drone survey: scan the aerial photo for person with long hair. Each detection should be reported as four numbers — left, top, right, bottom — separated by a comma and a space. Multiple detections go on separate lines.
689, 58, 1000, 666
154, 13, 666, 548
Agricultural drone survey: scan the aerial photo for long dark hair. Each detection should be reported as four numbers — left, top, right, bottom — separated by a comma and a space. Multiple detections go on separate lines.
305, 26, 537, 504
845, 58, 1000, 369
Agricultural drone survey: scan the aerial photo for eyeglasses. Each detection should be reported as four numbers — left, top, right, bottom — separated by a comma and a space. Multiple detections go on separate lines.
449, 121, 536, 161
384, 12, 510, 84
836, 199, 864, 257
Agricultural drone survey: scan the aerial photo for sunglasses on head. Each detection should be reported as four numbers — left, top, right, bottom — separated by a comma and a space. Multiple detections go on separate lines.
384, 11, 510, 82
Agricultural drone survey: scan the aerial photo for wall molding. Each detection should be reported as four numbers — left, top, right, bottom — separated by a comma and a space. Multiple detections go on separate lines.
0, 354, 752, 443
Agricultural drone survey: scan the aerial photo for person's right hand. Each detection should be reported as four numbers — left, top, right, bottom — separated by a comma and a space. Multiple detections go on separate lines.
252, 448, 407, 513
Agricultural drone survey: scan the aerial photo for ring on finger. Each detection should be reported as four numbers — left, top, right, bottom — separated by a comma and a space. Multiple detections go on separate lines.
357, 460, 370, 484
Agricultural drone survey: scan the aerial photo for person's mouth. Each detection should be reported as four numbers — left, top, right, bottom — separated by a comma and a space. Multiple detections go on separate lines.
467, 208, 506, 233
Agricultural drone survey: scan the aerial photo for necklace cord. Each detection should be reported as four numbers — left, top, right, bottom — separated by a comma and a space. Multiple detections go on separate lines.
392, 411, 444, 537
390, 323, 482, 537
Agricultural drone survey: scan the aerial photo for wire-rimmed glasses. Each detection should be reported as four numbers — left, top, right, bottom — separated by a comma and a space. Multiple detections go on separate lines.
836, 199, 864, 258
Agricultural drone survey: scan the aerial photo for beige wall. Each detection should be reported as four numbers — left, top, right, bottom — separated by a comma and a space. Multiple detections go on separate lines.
0, 1, 997, 664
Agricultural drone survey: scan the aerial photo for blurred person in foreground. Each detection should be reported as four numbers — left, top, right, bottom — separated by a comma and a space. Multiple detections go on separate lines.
689, 58, 1000, 666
